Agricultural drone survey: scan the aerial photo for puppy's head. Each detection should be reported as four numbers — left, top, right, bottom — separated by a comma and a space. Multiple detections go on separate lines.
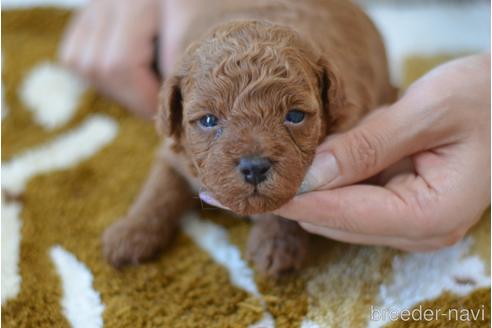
158, 21, 349, 215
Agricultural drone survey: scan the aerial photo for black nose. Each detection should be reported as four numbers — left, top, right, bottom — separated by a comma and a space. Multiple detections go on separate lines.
238, 156, 272, 185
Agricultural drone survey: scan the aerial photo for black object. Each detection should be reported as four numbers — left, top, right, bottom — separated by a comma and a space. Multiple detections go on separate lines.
238, 156, 272, 185
151, 36, 162, 80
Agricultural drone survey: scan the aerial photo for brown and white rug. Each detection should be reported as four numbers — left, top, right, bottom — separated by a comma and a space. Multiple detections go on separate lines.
1, 6, 490, 328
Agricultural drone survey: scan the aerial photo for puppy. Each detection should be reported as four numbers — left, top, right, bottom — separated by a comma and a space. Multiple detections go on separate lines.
103, 0, 396, 276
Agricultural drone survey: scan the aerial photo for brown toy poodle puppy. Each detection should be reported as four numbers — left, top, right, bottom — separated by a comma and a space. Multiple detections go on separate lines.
103, 0, 396, 277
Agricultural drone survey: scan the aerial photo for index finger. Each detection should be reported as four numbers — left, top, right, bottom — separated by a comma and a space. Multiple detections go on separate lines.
273, 184, 412, 237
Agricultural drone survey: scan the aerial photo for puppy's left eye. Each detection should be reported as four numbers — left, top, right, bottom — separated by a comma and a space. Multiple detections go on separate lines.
285, 110, 305, 124
199, 114, 219, 128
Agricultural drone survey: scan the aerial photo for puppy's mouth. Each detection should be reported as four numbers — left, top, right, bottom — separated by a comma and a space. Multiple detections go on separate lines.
200, 183, 289, 216
200, 186, 264, 208
251, 187, 262, 196
199, 160, 303, 215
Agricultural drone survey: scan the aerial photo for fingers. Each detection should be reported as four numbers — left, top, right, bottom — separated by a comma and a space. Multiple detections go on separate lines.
276, 149, 480, 249
299, 222, 465, 252
59, 0, 160, 118
276, 168, 459, 240
129, 68, 160, 118
59, 10, 91, 70
299, 104, 425, 193
276, 184, 413, 236
95, 67, 159, 119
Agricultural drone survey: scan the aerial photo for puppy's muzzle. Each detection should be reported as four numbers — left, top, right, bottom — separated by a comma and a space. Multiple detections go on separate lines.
238, 156, 271, 185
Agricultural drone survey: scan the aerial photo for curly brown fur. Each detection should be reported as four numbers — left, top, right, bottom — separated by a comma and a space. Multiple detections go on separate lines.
103, 0, 395, 276
103, 160, 194, 268
247, 215, 309, 277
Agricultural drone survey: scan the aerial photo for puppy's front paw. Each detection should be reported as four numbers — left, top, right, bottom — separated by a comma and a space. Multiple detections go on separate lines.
102, 217, 175, 268
246, 216, 309, 277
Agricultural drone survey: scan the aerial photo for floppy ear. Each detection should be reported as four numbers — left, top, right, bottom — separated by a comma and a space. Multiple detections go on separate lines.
156, 75, 183, 140
317, 58, 354, 133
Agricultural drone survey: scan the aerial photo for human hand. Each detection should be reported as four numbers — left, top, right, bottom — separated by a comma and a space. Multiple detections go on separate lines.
59, 0, 161, 118
273, 54, 491, 251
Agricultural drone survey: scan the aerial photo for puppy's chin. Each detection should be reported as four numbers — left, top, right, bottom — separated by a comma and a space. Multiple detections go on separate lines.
208, 183, 298, 216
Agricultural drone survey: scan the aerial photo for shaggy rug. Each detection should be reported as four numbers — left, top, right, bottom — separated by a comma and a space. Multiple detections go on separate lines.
1, 8, 490, 328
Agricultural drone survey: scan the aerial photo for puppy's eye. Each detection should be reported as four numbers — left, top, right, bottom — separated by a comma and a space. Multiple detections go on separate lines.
199, 114, 219, 128
285, 110, 305, 124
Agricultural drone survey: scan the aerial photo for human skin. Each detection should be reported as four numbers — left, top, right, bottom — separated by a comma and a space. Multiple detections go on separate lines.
59, 0, 205, 118
59, 0, 161, 118
272, 54, 491, 252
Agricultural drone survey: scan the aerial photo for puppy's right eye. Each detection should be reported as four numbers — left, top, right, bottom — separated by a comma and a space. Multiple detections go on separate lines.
199, 114, 219, 128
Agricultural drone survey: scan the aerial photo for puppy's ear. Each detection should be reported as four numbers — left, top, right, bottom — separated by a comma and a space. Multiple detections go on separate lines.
317, 58, 353, 133
156, 75, 183, 140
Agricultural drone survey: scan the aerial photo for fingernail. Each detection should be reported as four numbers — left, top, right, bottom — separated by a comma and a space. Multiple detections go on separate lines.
298, 152, 339, 193
199, 192, 229, 209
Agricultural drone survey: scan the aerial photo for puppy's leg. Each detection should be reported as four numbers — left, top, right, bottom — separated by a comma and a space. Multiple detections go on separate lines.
103, 159, 192, 268
247, 214, 309, 277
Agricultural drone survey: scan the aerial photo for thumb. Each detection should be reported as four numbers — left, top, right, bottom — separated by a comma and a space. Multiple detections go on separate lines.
299, 104, 422, 192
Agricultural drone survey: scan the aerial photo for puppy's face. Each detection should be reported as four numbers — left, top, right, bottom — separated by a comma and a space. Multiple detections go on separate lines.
159, 21, 347, 215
